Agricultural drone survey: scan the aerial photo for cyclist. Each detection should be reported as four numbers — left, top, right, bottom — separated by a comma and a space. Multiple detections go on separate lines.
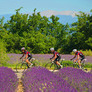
70, 49, 85, 69
50, 48, 62, 68
20, 47, 33, 68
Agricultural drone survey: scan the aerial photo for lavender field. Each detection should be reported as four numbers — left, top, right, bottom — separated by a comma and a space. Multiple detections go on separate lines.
0, 67, 18, 92
55, 67, 92, 92
22, 67, 92, 92
22, 67, 77, 92
8, 54, 92, 64
0, 66, 92, 92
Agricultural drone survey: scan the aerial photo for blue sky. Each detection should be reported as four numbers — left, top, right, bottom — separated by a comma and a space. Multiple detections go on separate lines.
0, 0, 92, 15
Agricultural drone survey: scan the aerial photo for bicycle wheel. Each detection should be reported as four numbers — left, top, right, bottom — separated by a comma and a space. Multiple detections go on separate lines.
73, 63, 79, 68
16, 62, 28, 73
60, 59, 65, 67
81, 60, 87, 71
45, 62, 54, 70
52, 63, 61, 72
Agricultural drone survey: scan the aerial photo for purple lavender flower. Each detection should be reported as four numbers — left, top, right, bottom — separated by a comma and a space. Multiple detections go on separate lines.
8, 54, 92, 64
0, 67, 18, 92
22, 67, 77, 92
55, 67, 92, 92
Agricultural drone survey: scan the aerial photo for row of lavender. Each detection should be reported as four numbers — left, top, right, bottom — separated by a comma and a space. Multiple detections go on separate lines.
0, 66, 91, 92
8, 54, 92, 64
55, 67, 92, 92
22, 67, 77, 92
0, 67, 18, 92
22, 67, 92, 92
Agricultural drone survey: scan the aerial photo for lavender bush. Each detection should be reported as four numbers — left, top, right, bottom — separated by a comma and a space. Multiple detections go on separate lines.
0, 67, 18, 92
22, 67, 77, 92
55, 67, 92, 92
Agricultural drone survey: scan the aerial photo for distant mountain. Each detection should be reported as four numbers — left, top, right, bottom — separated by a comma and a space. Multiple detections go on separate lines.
40, 10, 78, 25
0, 13, 77, 25
57, 15, 77, 25
40, 10, 79, 17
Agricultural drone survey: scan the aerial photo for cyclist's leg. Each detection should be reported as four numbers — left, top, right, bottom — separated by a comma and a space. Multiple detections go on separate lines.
77, 59, 81, 69
56, 61, 63, 68
26, 57, 32, 65
81, 57, 87, 71
55, 57, 62, 68
80, 56, 85, 63
26, 63, 30, 68
56, 61, 61, 66
54, 59, 59, 69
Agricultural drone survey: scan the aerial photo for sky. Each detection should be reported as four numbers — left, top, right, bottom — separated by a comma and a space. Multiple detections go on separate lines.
0, 0, 92, 15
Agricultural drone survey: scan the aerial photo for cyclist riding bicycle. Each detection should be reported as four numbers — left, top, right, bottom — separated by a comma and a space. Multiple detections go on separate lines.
70, 49, 85, 69
50, 48, 62, 68
20, 47, 33, 68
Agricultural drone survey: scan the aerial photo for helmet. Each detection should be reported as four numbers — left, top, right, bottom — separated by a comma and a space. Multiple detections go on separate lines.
21, 47, 25, 50
50, 48, 54, 51
73, 49, 77, 53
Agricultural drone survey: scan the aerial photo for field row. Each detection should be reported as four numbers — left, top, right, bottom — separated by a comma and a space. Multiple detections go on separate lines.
8, 54, 92, 64
0, 67, 92, 92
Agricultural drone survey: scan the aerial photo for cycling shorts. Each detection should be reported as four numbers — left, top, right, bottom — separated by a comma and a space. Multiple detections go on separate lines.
27, 56, 32, 61
54, 56, 61, 63
80, 56, 85, 61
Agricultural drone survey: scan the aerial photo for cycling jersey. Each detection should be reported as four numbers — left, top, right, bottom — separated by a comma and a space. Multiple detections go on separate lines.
53, 51, 61, 62
53, 51, 60, 58
24, 50, 32, 57
75, 51, 84, 58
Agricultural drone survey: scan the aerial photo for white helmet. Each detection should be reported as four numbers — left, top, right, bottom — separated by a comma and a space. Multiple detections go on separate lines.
73, 49, 77, 53
50, 48, 54, 51
21, 47, 25, 50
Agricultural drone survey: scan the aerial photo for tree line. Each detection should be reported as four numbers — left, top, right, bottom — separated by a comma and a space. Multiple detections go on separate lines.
0, 8, 92, 54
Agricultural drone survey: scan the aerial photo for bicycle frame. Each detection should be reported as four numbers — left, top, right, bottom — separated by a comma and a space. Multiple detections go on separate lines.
73, 59, 86, 64
16, 58, 35, 73
45, 60, 61, 72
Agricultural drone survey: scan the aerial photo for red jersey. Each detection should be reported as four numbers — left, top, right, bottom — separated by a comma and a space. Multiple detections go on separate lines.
75, 51, 84, 57
53, 51, 60, 57
24, 50, 32, 57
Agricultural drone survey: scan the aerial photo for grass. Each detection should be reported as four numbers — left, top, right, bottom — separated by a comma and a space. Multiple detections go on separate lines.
60, 60, 92, 68
0, 63, 17, 69
0, 60, 92, 70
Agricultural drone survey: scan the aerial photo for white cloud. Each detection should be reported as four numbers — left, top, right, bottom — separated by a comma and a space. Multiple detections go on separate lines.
40, 10, 79, 17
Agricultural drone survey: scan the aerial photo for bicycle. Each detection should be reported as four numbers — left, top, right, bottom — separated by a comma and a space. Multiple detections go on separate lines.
72, 59, 87, 71
16, 58, 35, 73
45, 60, 63, 72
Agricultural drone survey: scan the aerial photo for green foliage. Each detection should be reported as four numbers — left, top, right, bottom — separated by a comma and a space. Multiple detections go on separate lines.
0, 8, 68, 54
0, 8, 92, 54
0, 40, 9, 65
79, 49, 92, 56
1, 59, 92, 69
85, 37, 92, 47
63, 10, 92, 53
39, 60, 92, 69
57, 48, 64, 54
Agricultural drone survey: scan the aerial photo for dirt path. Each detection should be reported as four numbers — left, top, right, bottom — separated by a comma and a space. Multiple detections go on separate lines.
13, 70, 23, 78
15, 79, 24, 92
13, 70, 24, 92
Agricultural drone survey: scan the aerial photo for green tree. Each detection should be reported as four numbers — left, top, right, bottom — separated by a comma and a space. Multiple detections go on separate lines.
0, 40, 9, 65
68, 10, 92, 51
